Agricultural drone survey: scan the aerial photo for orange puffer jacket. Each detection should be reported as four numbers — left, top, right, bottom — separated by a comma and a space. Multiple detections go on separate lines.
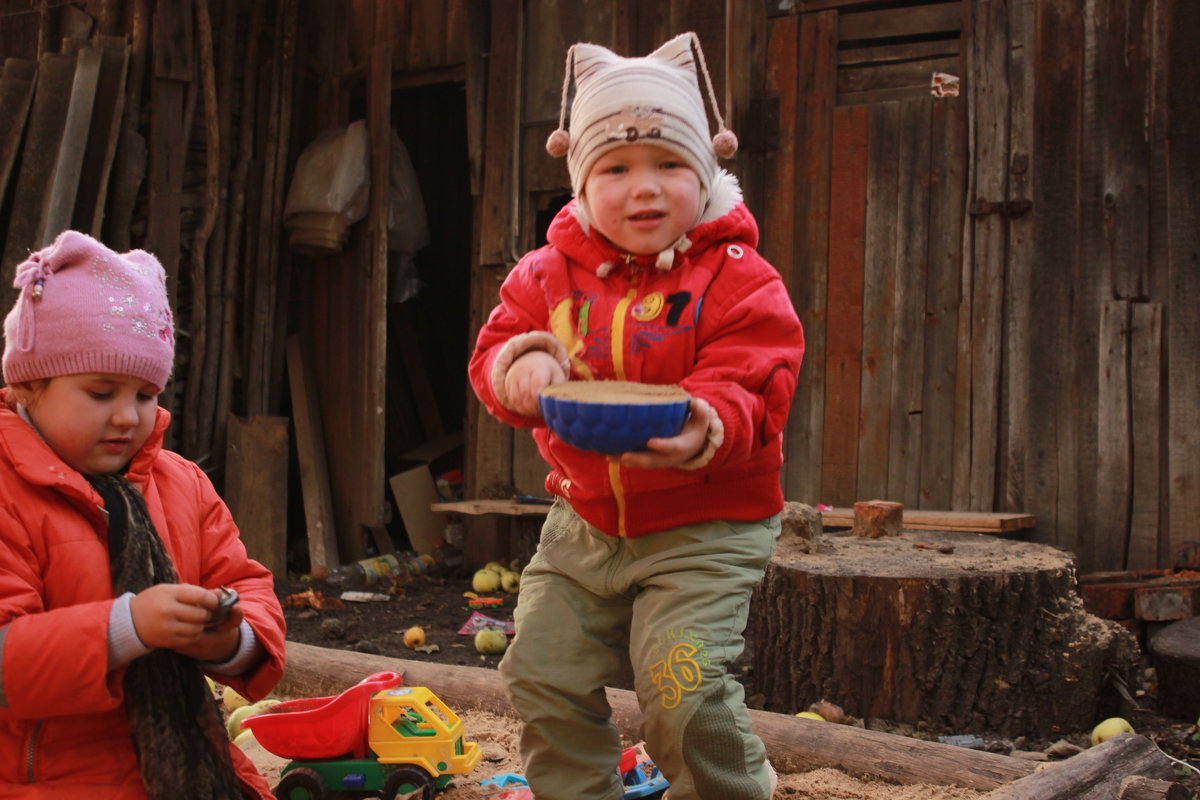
0, 390, 286, 798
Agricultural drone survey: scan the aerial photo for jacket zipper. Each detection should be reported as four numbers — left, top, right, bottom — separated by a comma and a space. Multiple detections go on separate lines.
608, 285, 638, 537
24, 719, 41, 783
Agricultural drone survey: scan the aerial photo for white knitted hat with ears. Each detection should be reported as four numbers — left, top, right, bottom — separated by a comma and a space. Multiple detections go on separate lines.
545, 32, 738, 204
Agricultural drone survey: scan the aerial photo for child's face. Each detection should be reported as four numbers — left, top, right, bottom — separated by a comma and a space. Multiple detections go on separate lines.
583, 143, 702, 256
17, 373, 160, 475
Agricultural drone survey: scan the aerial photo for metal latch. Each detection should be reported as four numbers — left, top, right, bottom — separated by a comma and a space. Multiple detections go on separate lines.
969, 199, 1032, 218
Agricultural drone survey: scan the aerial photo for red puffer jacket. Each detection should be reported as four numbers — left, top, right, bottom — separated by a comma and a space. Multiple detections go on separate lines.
470, 199, 805, 538
0, 391, 286, 798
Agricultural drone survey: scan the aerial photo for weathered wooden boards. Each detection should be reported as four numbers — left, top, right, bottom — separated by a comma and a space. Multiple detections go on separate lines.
750, 526, 1139, 738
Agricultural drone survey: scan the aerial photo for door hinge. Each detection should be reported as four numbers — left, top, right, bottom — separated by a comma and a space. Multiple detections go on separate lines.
969, 199, 1032, 218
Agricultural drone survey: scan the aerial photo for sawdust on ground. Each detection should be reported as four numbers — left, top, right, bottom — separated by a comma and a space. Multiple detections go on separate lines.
241, 707, 985, 800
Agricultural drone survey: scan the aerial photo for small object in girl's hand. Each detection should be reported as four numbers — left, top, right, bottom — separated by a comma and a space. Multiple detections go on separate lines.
207, 586, 239, 629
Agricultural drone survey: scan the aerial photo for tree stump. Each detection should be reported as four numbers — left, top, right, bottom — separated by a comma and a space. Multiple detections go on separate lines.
750, 523, 1139, 738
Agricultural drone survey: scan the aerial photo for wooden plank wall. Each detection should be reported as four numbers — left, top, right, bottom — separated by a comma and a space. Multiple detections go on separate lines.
472, 0, 734, 501
767, 0, 1197, 572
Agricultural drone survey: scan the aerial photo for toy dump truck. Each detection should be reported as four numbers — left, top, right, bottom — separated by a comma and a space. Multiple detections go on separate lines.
243, 670, 481, 799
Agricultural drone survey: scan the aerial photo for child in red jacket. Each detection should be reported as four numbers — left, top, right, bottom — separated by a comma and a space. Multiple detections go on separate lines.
0, 230, 286, 799
468, 33, 804, 800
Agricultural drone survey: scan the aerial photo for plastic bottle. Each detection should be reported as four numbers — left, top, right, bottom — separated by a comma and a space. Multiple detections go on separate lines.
326, 551, 436, 587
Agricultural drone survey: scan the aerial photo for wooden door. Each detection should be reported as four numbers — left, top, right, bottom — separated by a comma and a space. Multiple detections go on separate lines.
764, 2, 969, 510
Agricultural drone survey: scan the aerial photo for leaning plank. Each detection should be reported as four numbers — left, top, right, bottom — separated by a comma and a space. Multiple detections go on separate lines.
72, 37, 127, 235
286, 336, 340, 579
41, 43, 103, 245
278, 641, 1037, 791
981, 733, 1176, 800
1, 51, 75, 309
0, 58, 37, 217
224, 415, 288, 578
821, 507, 1034, 532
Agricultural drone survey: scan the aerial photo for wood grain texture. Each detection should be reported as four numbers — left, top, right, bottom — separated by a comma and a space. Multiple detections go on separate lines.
783, 11, 835, 504
821, 104, 868, 505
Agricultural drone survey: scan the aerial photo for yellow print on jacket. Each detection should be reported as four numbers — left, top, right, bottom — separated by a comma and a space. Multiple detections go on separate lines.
648, 630, 710, 709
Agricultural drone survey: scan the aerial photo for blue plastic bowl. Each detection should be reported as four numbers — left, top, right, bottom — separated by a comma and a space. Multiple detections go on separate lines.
539, 381, 691, 455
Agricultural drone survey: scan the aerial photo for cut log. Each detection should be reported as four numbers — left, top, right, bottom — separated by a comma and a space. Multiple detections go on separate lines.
1147, 617, 1200, 720
981, 733, 1177, 800
850, 499, 904, 538
279, 641, 1038, 791
750, 528, 1139, 737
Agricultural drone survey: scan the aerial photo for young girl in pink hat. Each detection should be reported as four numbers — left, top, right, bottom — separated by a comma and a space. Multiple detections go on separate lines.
0, 230, 286, 799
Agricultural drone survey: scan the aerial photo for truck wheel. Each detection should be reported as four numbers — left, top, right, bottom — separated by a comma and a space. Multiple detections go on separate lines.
381, 767, 434, 799
274, 767, 327, 800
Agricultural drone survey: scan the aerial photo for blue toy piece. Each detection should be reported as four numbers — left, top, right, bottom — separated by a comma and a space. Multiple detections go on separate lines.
621, 760, 669, 799
480, 773, 529, 791
479, 744, 668, 800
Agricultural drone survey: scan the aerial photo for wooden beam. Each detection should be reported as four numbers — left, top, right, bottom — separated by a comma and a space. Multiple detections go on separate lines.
432, 499, 551, 517
822, 506, 1034, 532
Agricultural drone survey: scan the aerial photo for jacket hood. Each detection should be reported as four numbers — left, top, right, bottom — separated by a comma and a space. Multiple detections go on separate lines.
548, 169, 758, 276
0, 387, 171, 492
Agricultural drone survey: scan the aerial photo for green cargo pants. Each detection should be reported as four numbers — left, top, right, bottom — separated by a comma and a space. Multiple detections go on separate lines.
498, 500, 779, 800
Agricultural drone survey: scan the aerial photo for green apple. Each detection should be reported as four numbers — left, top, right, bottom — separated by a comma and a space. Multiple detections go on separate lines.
472, 568, 502, 593
1090, 716, 1134, 746
500, 570, 521, 593
222, 685, 249, 712
226, 703, 259, 739
227, 699, 280, 739
474, 627, 508, 655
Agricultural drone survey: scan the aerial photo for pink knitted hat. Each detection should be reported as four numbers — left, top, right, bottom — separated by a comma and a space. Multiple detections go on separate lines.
2, 230, 176, 390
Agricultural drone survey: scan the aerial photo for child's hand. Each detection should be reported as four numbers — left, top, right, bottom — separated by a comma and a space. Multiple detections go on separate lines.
130, 584, 243, 662
610, 400, 711, 470
504, 350, 567, 416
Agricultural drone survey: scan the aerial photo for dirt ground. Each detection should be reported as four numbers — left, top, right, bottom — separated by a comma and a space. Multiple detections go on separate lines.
248, 570, 1200, 799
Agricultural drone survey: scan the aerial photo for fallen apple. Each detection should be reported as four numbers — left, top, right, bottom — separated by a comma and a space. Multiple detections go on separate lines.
1090, 716, 1134, 746
403, 625, 426, 649
222, 685, 249, 712
474, 627, 508, 655
472, 569, 502, 593
226, 703, 259, 739
501, 570, 521, 593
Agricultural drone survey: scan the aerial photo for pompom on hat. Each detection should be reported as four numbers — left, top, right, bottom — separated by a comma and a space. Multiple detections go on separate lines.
2, 230, 176, 390
545, 32, 738, 204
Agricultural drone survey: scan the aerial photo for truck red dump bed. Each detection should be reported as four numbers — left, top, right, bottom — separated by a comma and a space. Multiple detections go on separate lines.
243, 670, 402, 759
